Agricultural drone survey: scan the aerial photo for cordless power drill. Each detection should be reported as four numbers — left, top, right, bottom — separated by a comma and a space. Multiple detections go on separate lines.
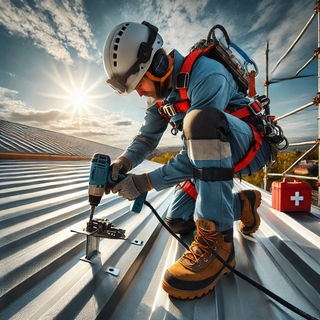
87, 153, 147, 235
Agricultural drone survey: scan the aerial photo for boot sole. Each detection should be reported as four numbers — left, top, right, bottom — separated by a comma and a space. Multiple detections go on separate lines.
162, 257, 236, 299
238, 190, 261, 235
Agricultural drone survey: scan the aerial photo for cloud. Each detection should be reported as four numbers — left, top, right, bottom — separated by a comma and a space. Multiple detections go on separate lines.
0, 0, 100, 65
126, 0, 216, 56
77, 131, 113, 137
47, 113, 142, 148
0, 87, 28, 111
113, 120, 132, 126
250, 0, 316, 78
279, 111, 318, 144
0, 85, 141, 148
248, 0, 282, 34
0, 86, 69, 123
9, 109, 70, 122
0, 69, 16, 77
0, 87, 19, 98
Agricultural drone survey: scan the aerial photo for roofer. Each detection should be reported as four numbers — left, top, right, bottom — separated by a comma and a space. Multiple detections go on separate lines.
103, 21, 271, 299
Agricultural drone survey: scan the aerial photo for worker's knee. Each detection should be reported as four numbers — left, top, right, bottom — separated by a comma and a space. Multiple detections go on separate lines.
184, 107, 231, 161
183, 107, 228, 140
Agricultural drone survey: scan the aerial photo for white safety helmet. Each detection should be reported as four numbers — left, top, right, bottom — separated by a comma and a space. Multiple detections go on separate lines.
103, 21, 163, 95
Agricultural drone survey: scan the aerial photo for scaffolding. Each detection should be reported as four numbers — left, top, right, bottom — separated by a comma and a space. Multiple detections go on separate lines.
263, 0, 320, 204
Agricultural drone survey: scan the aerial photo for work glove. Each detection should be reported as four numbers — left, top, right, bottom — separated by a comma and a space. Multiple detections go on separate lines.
112, 173, 152, 200
111, 156, 131, 181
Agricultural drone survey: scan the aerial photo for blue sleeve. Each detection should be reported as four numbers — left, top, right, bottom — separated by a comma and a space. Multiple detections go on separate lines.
122, 103, 169, 168
148, 143, 194, 190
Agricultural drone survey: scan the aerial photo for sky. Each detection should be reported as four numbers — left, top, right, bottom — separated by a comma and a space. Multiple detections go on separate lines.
0, 0, 318, 150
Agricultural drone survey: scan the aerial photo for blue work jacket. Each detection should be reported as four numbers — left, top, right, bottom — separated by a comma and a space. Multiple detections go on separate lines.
122, 50, 251, 190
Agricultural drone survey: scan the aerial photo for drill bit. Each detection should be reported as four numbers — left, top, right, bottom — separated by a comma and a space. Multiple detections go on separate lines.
89, 206, 95, 223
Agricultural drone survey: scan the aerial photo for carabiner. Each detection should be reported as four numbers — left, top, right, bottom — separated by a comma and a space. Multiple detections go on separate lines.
275, 136, 289, 151
171, 127, 178, 136
207, 25, 231, 45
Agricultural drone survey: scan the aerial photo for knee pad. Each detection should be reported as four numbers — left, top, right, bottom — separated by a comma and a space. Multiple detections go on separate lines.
184, 107, 228, 140
183, 107, 231, 162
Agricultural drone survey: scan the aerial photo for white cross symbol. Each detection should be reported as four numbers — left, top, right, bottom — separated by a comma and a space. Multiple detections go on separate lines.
290, 192, 304, 206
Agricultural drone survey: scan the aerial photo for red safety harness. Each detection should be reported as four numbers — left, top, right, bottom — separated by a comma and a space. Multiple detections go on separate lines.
157, 46, 266, 199
157, 45, 264, 173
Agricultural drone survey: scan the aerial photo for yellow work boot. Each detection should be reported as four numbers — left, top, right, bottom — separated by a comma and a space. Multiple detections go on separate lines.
238, 190, 261, 235
162, 219, 235, 299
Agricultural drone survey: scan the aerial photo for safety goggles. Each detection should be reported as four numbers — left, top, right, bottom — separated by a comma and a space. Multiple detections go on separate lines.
106, 77, 128, 95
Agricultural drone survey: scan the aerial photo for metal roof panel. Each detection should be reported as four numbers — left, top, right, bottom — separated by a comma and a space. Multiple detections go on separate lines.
0, 159, 319, 320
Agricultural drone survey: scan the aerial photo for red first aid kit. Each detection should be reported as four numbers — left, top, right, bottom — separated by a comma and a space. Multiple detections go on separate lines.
271, 177, 312, 212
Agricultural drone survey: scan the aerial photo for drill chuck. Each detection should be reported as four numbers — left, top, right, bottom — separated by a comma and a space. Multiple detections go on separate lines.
89, 194, 102, 207
88, 184, 104, 206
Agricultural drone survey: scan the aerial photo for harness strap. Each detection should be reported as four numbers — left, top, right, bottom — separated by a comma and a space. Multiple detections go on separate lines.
179, 180, 197, 200
194, 167, 234, 181
233, 124, 263, 172
225, 101, 263, 120
175, 101, 190, 113
225, 107, 251, 119
177, 46, 214, 100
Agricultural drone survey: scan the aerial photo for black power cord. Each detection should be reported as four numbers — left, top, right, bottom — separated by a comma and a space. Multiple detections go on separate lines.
144, 200, 319, 320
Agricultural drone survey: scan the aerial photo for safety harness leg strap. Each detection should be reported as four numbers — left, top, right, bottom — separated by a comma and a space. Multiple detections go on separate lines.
180, 165, 234, 201
194, 167, 234, 181
179, 180, 198, 200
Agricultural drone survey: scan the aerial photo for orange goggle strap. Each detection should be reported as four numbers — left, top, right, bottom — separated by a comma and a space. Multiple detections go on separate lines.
145, 65, 174, 84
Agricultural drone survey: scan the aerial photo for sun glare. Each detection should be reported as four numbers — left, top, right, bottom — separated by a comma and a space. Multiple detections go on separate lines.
71, 90, 87, 107
41, 64, 112, 125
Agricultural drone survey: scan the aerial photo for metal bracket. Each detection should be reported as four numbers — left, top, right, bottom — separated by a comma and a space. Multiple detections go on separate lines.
71, 219, 126, 263
106, 266, 120, 276
131, 239, 143, 246
71, 227, 101, 262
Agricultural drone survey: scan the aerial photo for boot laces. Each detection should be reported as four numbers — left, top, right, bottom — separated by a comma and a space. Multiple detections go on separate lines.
183, 227, 219, 264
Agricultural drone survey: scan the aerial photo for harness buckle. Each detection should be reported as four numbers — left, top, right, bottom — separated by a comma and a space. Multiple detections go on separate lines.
248, 101, 265, 117
158, 105, 165, 116
163, 104, 179, 117
176, 72, 190, 89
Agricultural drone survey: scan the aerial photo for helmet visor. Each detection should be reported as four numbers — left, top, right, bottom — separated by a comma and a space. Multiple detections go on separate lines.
107, 77, 128, 95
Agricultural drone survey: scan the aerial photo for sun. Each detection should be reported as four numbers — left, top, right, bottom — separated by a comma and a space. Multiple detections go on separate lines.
40, 64, 112, 123
71, 90, 87, 107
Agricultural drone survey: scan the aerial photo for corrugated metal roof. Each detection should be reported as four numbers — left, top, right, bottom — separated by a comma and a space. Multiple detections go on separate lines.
1, 159, 320, 320
0, 119, 123, 159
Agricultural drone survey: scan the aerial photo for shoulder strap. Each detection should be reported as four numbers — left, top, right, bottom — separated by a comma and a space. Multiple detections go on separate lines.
176, 46, 214, 101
